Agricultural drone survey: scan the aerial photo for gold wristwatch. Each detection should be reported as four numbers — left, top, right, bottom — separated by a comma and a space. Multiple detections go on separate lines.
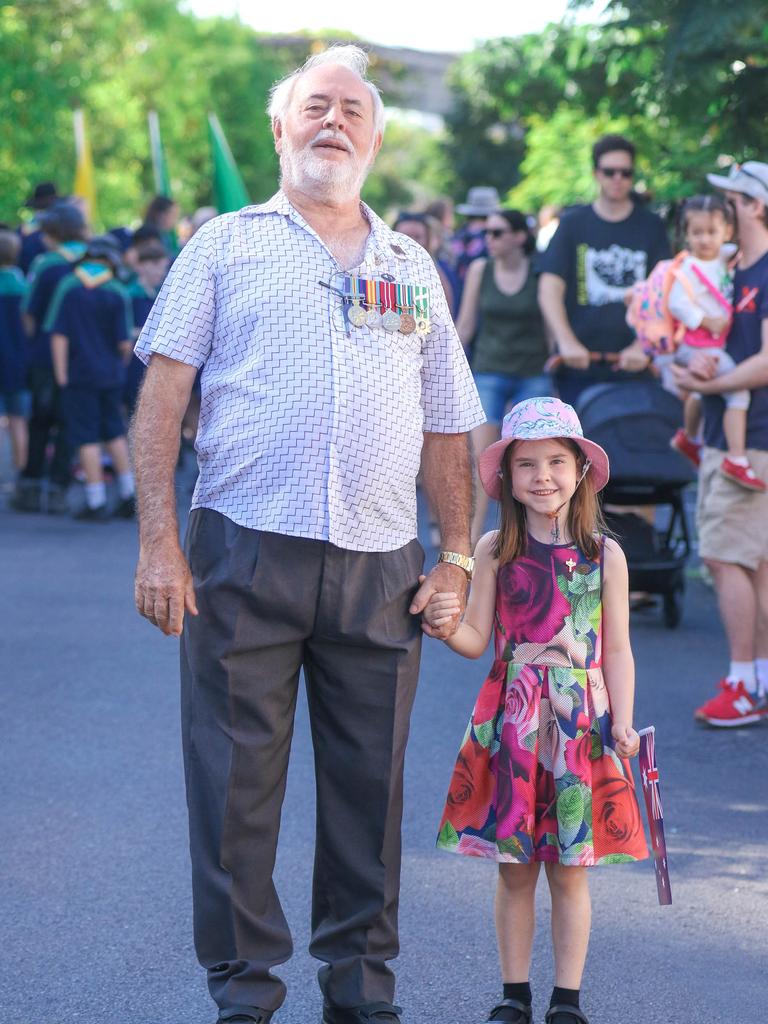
438, 550, 475, 581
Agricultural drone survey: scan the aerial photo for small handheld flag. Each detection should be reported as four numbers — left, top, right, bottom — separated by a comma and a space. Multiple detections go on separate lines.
638, 726, 672, 906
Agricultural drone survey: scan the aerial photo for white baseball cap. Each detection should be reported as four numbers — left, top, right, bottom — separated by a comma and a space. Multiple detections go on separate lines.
707, 161, 768, 204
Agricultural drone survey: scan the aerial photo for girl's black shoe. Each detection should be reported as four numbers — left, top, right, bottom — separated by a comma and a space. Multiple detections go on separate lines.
485, 998, 533, 1024
544, 1006, 590, 1024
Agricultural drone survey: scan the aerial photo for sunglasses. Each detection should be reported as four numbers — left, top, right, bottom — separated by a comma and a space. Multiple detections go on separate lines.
484, 228, 512, 238
598, 166, 634, 179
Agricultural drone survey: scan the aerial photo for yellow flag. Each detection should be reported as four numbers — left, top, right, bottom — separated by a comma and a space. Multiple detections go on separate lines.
73, 109, 98, 227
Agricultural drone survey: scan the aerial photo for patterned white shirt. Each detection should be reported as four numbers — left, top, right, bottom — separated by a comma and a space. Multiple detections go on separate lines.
135, 191, 485, 552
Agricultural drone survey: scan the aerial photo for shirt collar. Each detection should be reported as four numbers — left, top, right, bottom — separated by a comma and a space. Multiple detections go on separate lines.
243, 190, 422, 270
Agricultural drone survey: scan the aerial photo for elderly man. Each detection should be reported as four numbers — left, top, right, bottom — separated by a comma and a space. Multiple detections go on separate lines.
131, 46, 484, 1024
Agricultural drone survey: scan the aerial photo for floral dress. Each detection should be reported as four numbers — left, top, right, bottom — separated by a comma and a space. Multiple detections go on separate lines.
437, 534, 648, 866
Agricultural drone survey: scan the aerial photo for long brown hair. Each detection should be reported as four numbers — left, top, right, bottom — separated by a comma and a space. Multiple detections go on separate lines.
492, 439, 606, 565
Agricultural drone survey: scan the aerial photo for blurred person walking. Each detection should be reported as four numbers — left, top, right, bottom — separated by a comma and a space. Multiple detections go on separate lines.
47, 235, 135, 519
15, 203, 88, 513
0, 231, 30, 476
455, 209, 551, 543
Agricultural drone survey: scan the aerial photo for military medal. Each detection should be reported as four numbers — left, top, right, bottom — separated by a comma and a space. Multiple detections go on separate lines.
397, 283, 416, 334
365, 277, 382, 327
381, 280, 401, 332
413, 283, 431, 335
347, 277, 367, 327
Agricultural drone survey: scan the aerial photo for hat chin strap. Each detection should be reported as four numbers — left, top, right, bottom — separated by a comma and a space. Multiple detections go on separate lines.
543, 458, 592, 543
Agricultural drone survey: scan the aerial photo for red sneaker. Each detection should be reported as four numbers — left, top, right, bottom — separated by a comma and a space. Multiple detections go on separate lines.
694, 679, 768, 727
670, 429, 701, 468
720, 458, 767, 491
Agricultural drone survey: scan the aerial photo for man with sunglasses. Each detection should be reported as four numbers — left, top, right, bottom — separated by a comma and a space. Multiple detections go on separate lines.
539, 134, 670, 404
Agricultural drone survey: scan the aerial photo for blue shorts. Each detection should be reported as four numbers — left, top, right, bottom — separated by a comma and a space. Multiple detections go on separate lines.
473, 372, 554, 424
62, 386, 126, 447
0, 390, 32, 418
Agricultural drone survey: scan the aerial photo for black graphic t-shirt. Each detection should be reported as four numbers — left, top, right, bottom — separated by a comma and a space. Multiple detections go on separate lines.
703, 250, 768, 452
541, 203, 671, 354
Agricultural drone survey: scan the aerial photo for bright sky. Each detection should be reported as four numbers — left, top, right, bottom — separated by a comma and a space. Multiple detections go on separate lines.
183, 0, 601, 52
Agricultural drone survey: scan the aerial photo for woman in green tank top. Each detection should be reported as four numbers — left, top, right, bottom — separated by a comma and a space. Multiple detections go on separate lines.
455, 209, 554, 543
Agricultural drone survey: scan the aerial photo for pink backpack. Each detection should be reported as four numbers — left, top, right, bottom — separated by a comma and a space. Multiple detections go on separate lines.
626, 251, 693, 356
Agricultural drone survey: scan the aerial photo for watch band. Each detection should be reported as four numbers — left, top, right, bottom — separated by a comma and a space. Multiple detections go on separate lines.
438, 550, 475, 580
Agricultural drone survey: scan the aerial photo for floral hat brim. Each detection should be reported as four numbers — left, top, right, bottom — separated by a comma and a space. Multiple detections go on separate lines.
478, 396, 610, 501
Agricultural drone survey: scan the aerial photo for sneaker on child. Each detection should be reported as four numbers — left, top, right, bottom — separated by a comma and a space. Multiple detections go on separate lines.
720, 457, 767, 491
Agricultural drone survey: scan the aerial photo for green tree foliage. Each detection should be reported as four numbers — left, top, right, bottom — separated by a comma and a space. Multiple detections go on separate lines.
1, 1, 291, 226
446, 5, 768, 209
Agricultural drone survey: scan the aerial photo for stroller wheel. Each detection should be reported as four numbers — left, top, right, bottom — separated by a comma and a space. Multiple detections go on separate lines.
663, 587, 683, 629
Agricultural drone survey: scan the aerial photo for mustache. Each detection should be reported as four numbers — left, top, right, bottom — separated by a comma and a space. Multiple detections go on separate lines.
308, 129, 354, 154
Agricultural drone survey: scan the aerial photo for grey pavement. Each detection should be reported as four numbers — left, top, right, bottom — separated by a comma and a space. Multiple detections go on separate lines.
1, 463, 766, 1024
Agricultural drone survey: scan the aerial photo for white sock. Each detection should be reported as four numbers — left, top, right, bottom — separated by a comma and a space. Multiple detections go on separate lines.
728, 661, 757, 692
727, 455, 749, 466
85, 482, 107, 509
755, 658, 768, 696
117, 471, 135, 499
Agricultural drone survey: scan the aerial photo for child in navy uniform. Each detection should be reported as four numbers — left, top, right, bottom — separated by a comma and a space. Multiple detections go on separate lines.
0, 231, 30, 480
17, 203, 87, 513
46, 235, 136, 520
124, 240, 169, 417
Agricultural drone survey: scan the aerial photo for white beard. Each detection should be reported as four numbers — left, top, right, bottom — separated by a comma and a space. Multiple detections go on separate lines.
280, 130, 374, 202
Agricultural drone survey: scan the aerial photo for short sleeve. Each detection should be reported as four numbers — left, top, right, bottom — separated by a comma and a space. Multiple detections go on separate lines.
47, 283, 75, 337
134, 220, 218, 367
668, 270, 703, 329
419, 258, 486, 433
538, 215, 572, 280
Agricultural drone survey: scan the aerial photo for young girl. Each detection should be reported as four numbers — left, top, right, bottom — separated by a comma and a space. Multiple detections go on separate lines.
668, 194, 766, 491
424, 396, 647, 1024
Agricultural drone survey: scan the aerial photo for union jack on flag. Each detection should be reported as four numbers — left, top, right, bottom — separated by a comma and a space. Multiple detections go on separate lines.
639, 726, 672, 906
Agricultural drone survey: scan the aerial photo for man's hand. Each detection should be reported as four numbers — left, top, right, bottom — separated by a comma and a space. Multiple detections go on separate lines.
671, 351, 719, 393
615, 341, 651, 373
135, 539, 198, 637
410, 564, 468, 639
557, 336, 591, 370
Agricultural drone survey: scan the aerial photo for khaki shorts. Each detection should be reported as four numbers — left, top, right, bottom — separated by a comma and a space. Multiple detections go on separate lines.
697, 447, 768, 570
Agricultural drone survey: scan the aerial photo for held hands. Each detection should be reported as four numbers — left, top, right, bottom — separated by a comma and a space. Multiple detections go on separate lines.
410, 564, 468, 639
135, 538, 198, 637
611, 722, 640, 758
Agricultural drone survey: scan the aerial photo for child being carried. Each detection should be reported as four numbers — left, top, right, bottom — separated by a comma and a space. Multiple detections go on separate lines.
667, 195, 765, 491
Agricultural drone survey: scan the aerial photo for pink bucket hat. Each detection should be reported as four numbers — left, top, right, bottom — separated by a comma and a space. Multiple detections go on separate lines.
478, 396, 610, 501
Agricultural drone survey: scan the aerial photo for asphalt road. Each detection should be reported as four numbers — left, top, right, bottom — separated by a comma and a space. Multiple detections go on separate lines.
1, 466, 765, 1024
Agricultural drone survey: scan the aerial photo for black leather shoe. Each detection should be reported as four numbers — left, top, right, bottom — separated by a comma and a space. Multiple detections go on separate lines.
544, 1006, 589, 1024
217, 1008, 273, 1024
322, 1003, 402, 1024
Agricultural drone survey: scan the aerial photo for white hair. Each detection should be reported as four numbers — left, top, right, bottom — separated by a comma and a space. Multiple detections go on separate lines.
267, 44, 385, 137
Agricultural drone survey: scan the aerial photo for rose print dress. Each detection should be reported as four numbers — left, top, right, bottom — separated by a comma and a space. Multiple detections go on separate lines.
437, 534, 648, 866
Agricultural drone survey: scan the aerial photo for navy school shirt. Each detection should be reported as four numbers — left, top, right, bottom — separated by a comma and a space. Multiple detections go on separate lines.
0, 267, 28, 393
540, 203, 671, 354
45, 266, 134, 389
17, 223, 47, 275
124, 279, 159, 406
703, 249, 768, 453
23, 243, 87, 369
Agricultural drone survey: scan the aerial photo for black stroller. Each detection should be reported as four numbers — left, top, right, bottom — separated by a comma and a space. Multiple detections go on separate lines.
575, 381, 696, 628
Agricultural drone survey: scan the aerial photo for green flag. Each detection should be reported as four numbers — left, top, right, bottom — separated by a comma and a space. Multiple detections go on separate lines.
208, 113, 250, 213
148, 110, 172, 197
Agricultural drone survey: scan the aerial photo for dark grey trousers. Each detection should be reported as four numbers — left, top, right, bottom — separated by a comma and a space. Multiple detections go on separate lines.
181, 509, 424, 1013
